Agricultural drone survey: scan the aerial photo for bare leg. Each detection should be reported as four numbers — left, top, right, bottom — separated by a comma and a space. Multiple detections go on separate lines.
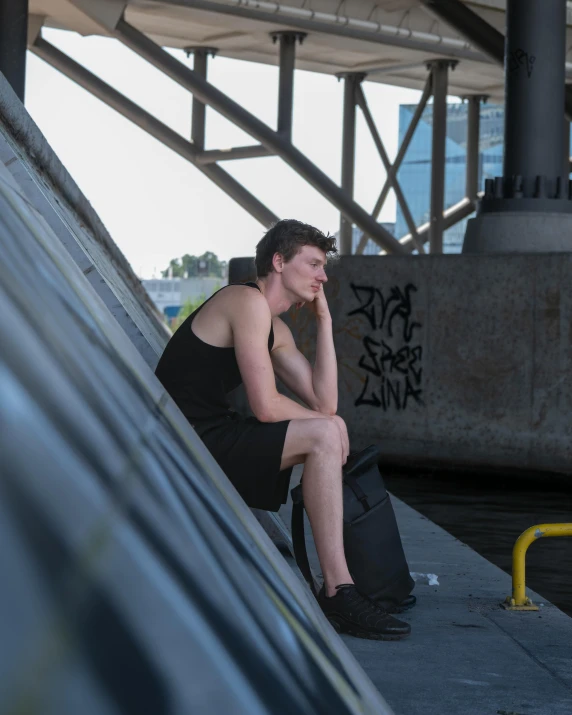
280, 418, 352, 596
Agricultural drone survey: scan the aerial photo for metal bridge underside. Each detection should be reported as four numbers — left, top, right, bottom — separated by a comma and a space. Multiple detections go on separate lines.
6, 0, 572, 254
19, 1, 572, 254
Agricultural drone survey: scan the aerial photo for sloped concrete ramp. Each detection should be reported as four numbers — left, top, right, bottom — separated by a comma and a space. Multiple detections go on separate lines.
0, 108, 392, 714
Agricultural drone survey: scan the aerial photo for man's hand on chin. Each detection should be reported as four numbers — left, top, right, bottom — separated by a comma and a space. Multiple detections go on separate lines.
306, 286, 331, 320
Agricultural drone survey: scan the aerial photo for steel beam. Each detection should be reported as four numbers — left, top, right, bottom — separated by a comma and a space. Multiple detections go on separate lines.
420, 0, 572, 123
356, 85, 425, 255
113, 19, 408, 255
420, 0, 504, 63
400, 197, 476, 252
371, 72, 433, 220
31, 36, 278, 227
186, 47, 217, 149
272, 31, 304, 140
465, 95, 484, 201
565, 120, 571, 179
196, 145, 272, 164
428, 60, 454, 254
160, 0, 490, 64
0, 0, 28, 102
338, 73, 364, 254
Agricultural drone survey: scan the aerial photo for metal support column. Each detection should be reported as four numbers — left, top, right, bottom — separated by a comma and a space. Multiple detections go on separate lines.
339, 72, 365, 255
32, 37, 278, 227
112, 19, 407, 254
428, 60, 455, 254
463, 0, 572, 253
465, 95, 485, 201
0, 0, 28, 101
185, 47, 217, 150
272, 31, 305, 140
504, 0, 566, 199
420, 0, 572, 123
565, 118, 571, 177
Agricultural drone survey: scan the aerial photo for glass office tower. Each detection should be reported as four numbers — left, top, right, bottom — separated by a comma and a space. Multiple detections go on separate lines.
395, 101, 505, 253
351, 222, 395, 255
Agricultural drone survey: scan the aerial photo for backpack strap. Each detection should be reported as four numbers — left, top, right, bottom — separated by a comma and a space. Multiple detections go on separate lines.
343, 473, 371, 513
290, 484, 317, 597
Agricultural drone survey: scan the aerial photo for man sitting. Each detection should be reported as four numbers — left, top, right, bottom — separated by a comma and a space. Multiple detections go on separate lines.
155, 219, 410, 640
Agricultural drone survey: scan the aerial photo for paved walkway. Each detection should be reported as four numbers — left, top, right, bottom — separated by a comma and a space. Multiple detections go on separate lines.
278, 468, 572, 715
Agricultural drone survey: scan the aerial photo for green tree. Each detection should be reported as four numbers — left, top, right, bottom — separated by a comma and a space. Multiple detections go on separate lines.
162, 252, 227, 278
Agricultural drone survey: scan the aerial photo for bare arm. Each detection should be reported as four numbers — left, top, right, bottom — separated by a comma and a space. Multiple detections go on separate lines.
309, 286, 338, 414
230, 289, 327, 423
271, 286, 338, 415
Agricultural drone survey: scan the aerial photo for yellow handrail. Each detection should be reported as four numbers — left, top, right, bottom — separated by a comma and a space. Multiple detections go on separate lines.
503, 523, 572, 611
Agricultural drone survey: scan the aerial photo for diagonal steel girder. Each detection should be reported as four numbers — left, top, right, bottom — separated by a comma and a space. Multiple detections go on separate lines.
30, 35, 279, 228
112, 18, 408, 255
371, 72, 433, 221
355, 84, 425, 255
355, 72, 433, 255
420, 0, 572, 122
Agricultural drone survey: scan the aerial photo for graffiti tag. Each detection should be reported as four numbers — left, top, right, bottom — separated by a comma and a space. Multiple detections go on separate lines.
348, 282, 424, 411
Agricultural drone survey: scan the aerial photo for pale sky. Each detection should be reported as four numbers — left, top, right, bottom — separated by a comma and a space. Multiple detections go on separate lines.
25, 28, 423, 278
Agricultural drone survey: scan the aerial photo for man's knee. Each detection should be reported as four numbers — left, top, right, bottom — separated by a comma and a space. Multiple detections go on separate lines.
310, 418, 343, 456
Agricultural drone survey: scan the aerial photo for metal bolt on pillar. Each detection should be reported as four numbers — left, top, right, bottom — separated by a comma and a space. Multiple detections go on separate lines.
184, 46, 218, 150
271, 31, 306, 140
338, 72, 366, 255
427, 59, 457, 254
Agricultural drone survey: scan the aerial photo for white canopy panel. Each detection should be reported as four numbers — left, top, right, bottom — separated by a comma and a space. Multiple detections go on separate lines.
29, 1, 572, 101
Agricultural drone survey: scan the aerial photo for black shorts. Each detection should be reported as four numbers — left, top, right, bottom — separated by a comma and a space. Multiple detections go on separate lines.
193, 412, 293, 512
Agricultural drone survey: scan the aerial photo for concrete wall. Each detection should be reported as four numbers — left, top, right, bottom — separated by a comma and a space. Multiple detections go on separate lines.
285, 255, 572, 476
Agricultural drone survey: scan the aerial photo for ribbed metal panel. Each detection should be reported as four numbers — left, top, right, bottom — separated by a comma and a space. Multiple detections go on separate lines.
0, 149, 392, 713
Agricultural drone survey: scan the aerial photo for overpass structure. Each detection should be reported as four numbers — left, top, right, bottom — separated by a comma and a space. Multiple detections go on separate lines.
3, 0, 572, 254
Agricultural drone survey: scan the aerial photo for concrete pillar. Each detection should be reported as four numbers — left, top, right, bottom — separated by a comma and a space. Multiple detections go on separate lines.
338, 73, 365, 255
0, 0, 28, 102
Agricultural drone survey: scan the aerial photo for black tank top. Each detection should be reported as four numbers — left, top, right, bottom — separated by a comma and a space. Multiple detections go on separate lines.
155, 282, 274, 422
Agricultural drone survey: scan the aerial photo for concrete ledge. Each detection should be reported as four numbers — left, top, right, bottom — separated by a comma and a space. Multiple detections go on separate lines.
278, 475, 572, 715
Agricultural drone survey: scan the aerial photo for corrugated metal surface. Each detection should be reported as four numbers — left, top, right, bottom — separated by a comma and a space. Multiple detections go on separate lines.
0, 144, 393, 713
0, 72, 170, 370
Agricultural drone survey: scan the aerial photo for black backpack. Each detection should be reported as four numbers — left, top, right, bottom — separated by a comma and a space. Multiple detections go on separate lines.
290, 445, 414, 604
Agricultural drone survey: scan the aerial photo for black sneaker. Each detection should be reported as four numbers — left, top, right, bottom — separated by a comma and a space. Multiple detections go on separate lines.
376, 594, 417, 614
318, 585, 411, 641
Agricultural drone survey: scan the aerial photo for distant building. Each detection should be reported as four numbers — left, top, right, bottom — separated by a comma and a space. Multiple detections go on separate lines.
395, 101, 505, 253
143, 276, 226, 319
334, 222, 395, 255
350, 222, 395, 255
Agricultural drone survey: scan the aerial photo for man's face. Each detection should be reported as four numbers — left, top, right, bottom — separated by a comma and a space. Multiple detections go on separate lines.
279, 244, 328, 301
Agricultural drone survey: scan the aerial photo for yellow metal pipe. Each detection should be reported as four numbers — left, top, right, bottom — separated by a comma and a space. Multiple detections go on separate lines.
510, 523, 572, 607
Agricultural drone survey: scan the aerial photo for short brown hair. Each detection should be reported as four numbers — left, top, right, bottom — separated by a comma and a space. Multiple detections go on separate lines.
255, 219, 338, 277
